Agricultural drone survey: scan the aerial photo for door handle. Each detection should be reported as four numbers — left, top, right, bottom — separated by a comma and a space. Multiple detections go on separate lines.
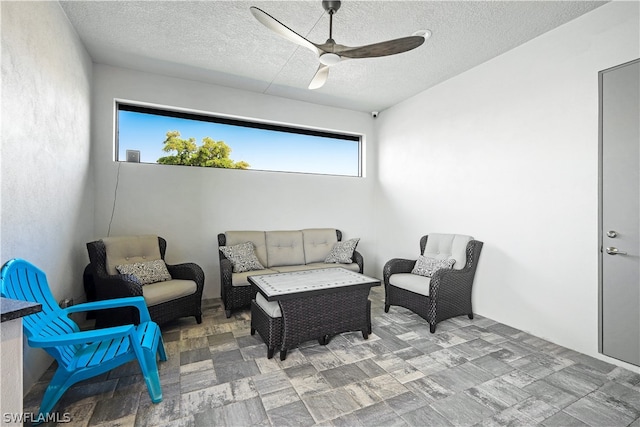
606, 247, 627, 255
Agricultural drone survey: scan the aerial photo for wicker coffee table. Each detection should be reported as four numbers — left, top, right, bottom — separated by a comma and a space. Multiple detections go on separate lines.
248, 268, 380, 360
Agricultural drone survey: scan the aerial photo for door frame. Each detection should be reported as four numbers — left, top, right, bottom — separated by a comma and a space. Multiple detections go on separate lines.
598, 58, 640, 355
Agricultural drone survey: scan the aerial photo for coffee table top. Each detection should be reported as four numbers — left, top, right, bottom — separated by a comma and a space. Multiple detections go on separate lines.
248, 268, 380, 300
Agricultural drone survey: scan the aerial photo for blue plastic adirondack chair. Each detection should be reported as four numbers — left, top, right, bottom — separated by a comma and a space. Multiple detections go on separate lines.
0, 258, 167, 422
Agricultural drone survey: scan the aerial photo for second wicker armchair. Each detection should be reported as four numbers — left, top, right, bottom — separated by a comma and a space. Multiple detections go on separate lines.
383, 233, 483, 333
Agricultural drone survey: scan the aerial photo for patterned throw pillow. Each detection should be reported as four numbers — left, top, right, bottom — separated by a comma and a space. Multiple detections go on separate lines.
116, 259, 172, 285
411, 256, 456, 278
324, 238, 360, 264
219, 241, 264, 273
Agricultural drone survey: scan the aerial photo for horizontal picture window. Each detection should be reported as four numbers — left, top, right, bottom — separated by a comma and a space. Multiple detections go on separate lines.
116, 103, 362, 177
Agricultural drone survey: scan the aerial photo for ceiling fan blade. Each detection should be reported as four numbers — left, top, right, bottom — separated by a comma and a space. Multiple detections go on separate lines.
250, 7, 320, 55
337, 35, 425, 59
308, 64, 330, 90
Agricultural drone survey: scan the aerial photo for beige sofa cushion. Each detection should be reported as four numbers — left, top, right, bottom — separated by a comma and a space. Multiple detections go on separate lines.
233, 268, 278, 286
302, 228, 338, 264
265, 231, 305, 267
103, 235, 162, 275
142, 279, 197, 306
423, 234, 472, 270
274, 263, 360, 273
225, 231, 268, 267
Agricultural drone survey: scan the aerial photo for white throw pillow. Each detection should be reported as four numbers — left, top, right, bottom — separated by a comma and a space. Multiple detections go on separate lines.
219, 241, 265, 273
324, 238, 360, 264
116, 259, 172, 285
411, 256, 455, 278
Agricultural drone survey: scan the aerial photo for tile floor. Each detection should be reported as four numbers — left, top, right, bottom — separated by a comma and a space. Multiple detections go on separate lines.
25, 286, 640, 426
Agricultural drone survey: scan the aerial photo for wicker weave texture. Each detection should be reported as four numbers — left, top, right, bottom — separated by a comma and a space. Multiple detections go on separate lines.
250, 300, 283, 359
86, 236, 205, 328
383, 236, 483, 332
279, 287, 372, 351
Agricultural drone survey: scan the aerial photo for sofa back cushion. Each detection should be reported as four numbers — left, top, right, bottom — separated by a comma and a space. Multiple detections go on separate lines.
302, 228, 338, 264
266, 230, 305, 267
103, 235, 162, 275
423, 234, 472, 270
225, 231, 268, 267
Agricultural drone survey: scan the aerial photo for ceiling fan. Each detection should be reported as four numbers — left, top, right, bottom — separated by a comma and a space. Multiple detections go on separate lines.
250, 0, 427, 90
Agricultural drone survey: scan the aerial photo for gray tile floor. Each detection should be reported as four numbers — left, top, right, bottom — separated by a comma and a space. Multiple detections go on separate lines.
26, 286, 640, 426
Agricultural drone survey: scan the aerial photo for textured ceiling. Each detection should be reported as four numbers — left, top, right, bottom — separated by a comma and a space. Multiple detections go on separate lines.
60, 1, 607, 113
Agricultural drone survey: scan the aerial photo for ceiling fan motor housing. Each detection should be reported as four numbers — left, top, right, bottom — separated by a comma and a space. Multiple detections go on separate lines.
322, 1, 341, 14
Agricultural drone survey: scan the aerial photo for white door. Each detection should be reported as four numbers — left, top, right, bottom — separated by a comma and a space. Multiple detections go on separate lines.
599, 59, 640, 367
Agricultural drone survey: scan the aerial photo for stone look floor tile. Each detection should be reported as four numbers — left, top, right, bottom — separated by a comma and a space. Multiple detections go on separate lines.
591, 381, 640, 418
364, 373, 409, 401
406, 353, 448, 376
470, 354, 514, 377
403, 376, 455, 402
306, 350, 344, 371
266, 400, 315, 427
385, 391, 429, 415
428, 361, 494, 393
22, 291, 640, 427
564, 395, 637, 427
540, 410, 590, 427
260, 386, 300, 411
180, 370, 219, 394
289, 372, 333, 398
134, 395, 181, 427
401, 404, 454, 426
430, 392, 496, 426
428, 347, 470, 368
253, 370, 291, 395
351, 401, 408, 426
303, 387, 360, 423
512, 396, 557, 422
482, 406, 539, 427
180, 382, 233, 416
88, 393, 140, 425
342, 381, 383, 408
320, 363, 369, 388
465, 377, 530, 412
523, 378, 581, 409
390, 364, 426, 384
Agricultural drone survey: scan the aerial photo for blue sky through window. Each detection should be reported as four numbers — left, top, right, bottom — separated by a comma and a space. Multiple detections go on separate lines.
117, 110, 360, 176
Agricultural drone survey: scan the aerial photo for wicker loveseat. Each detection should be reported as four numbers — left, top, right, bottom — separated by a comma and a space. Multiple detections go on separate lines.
383, 233, 483, 333
218, 228, 363, 318
85, 235, 205, 328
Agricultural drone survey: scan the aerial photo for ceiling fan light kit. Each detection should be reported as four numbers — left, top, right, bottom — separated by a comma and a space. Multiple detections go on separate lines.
413, 29, 432, 39
250, 0, 427, 90
319, 53, 341, 66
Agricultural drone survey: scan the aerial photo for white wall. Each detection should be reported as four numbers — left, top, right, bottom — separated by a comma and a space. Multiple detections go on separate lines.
1, 2, 94, 390
376, 1, 639, 372
91, 65, 377, 300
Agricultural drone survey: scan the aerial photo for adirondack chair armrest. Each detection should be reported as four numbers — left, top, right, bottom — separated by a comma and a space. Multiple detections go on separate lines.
28, 324, 135, 348
64, 297, 152, 323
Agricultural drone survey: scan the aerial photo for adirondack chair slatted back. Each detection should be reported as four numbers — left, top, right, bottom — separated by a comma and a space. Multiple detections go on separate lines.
2, 258, 166, 421
1, 259, 81, 368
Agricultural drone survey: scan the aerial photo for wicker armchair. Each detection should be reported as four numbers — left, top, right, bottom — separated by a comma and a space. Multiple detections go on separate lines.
383, 234, 483, 333
218, 229, 364, 318
86, 235, 205, 328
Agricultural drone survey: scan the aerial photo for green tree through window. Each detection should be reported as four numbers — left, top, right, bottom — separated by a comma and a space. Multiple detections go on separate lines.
158, 131, 250, 169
